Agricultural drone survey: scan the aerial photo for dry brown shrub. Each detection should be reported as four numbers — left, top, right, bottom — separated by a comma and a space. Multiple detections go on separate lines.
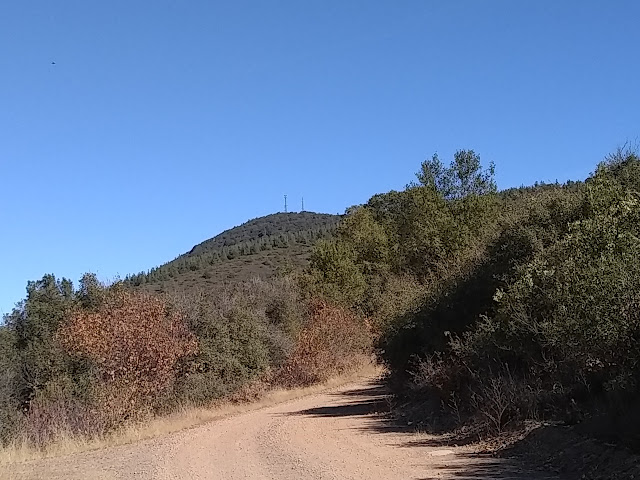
278, 300, 373, 387
59, 290, 197, 418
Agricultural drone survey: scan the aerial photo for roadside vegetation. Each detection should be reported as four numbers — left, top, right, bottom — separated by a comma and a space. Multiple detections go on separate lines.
0, 274, 372, 453
2, 146, 639, 465
307, 146, 640, 449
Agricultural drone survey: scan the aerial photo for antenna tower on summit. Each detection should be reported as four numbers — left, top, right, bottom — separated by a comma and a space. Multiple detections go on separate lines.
284, 195, 288, 213
301, 197, 305, 211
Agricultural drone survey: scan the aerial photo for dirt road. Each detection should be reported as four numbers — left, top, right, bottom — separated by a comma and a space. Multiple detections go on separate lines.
3, 376, 556, 480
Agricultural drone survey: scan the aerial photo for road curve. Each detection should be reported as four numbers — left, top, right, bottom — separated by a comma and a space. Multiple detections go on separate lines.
3, 376, 556, 480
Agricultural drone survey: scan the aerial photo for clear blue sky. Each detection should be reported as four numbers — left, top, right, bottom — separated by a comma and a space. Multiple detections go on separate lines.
1, 1, 639, 314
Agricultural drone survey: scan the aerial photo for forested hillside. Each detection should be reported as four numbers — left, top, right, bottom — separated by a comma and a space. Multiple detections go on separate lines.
124, 212, 340, 293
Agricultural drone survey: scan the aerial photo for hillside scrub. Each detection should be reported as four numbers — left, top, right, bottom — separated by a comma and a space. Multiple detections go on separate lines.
0, 274, 373, 449
123, 212, 340, 292
308, 148, 640, 442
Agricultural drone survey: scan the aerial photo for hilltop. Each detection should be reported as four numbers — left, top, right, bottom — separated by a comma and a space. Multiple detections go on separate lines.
124, 212, 341, 293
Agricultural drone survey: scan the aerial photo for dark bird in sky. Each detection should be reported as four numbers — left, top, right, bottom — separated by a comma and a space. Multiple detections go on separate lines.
51, 61, 55, 65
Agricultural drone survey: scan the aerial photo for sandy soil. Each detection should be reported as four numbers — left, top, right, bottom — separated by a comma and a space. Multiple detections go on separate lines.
1, 376, 558, 480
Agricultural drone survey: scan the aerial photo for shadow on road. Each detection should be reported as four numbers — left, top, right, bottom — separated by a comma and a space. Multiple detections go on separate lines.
290, 379, 421, 435
425, 454, 559, 480
289, 379, 561, 479
289, 381, 391, 419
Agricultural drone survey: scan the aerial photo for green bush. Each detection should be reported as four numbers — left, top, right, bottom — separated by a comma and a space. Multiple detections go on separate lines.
385, 151, 640, 433
304, 147, 640, 436
169, 277, 308, 406
460, 168, 640, 414
0, 327, 21, 445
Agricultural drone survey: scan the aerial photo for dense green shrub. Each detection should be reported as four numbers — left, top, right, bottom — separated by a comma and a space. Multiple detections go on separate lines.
456, 164, 640, 418
306, 239, 367, 307
174, 298, 273, 404
381, 182, 586, 378
308, 147, 640, 436
0, 327, 21, 445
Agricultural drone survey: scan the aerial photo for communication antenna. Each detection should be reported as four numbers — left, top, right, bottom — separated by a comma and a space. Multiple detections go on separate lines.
284, 195, 288, 213
301, 197, 305, 211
